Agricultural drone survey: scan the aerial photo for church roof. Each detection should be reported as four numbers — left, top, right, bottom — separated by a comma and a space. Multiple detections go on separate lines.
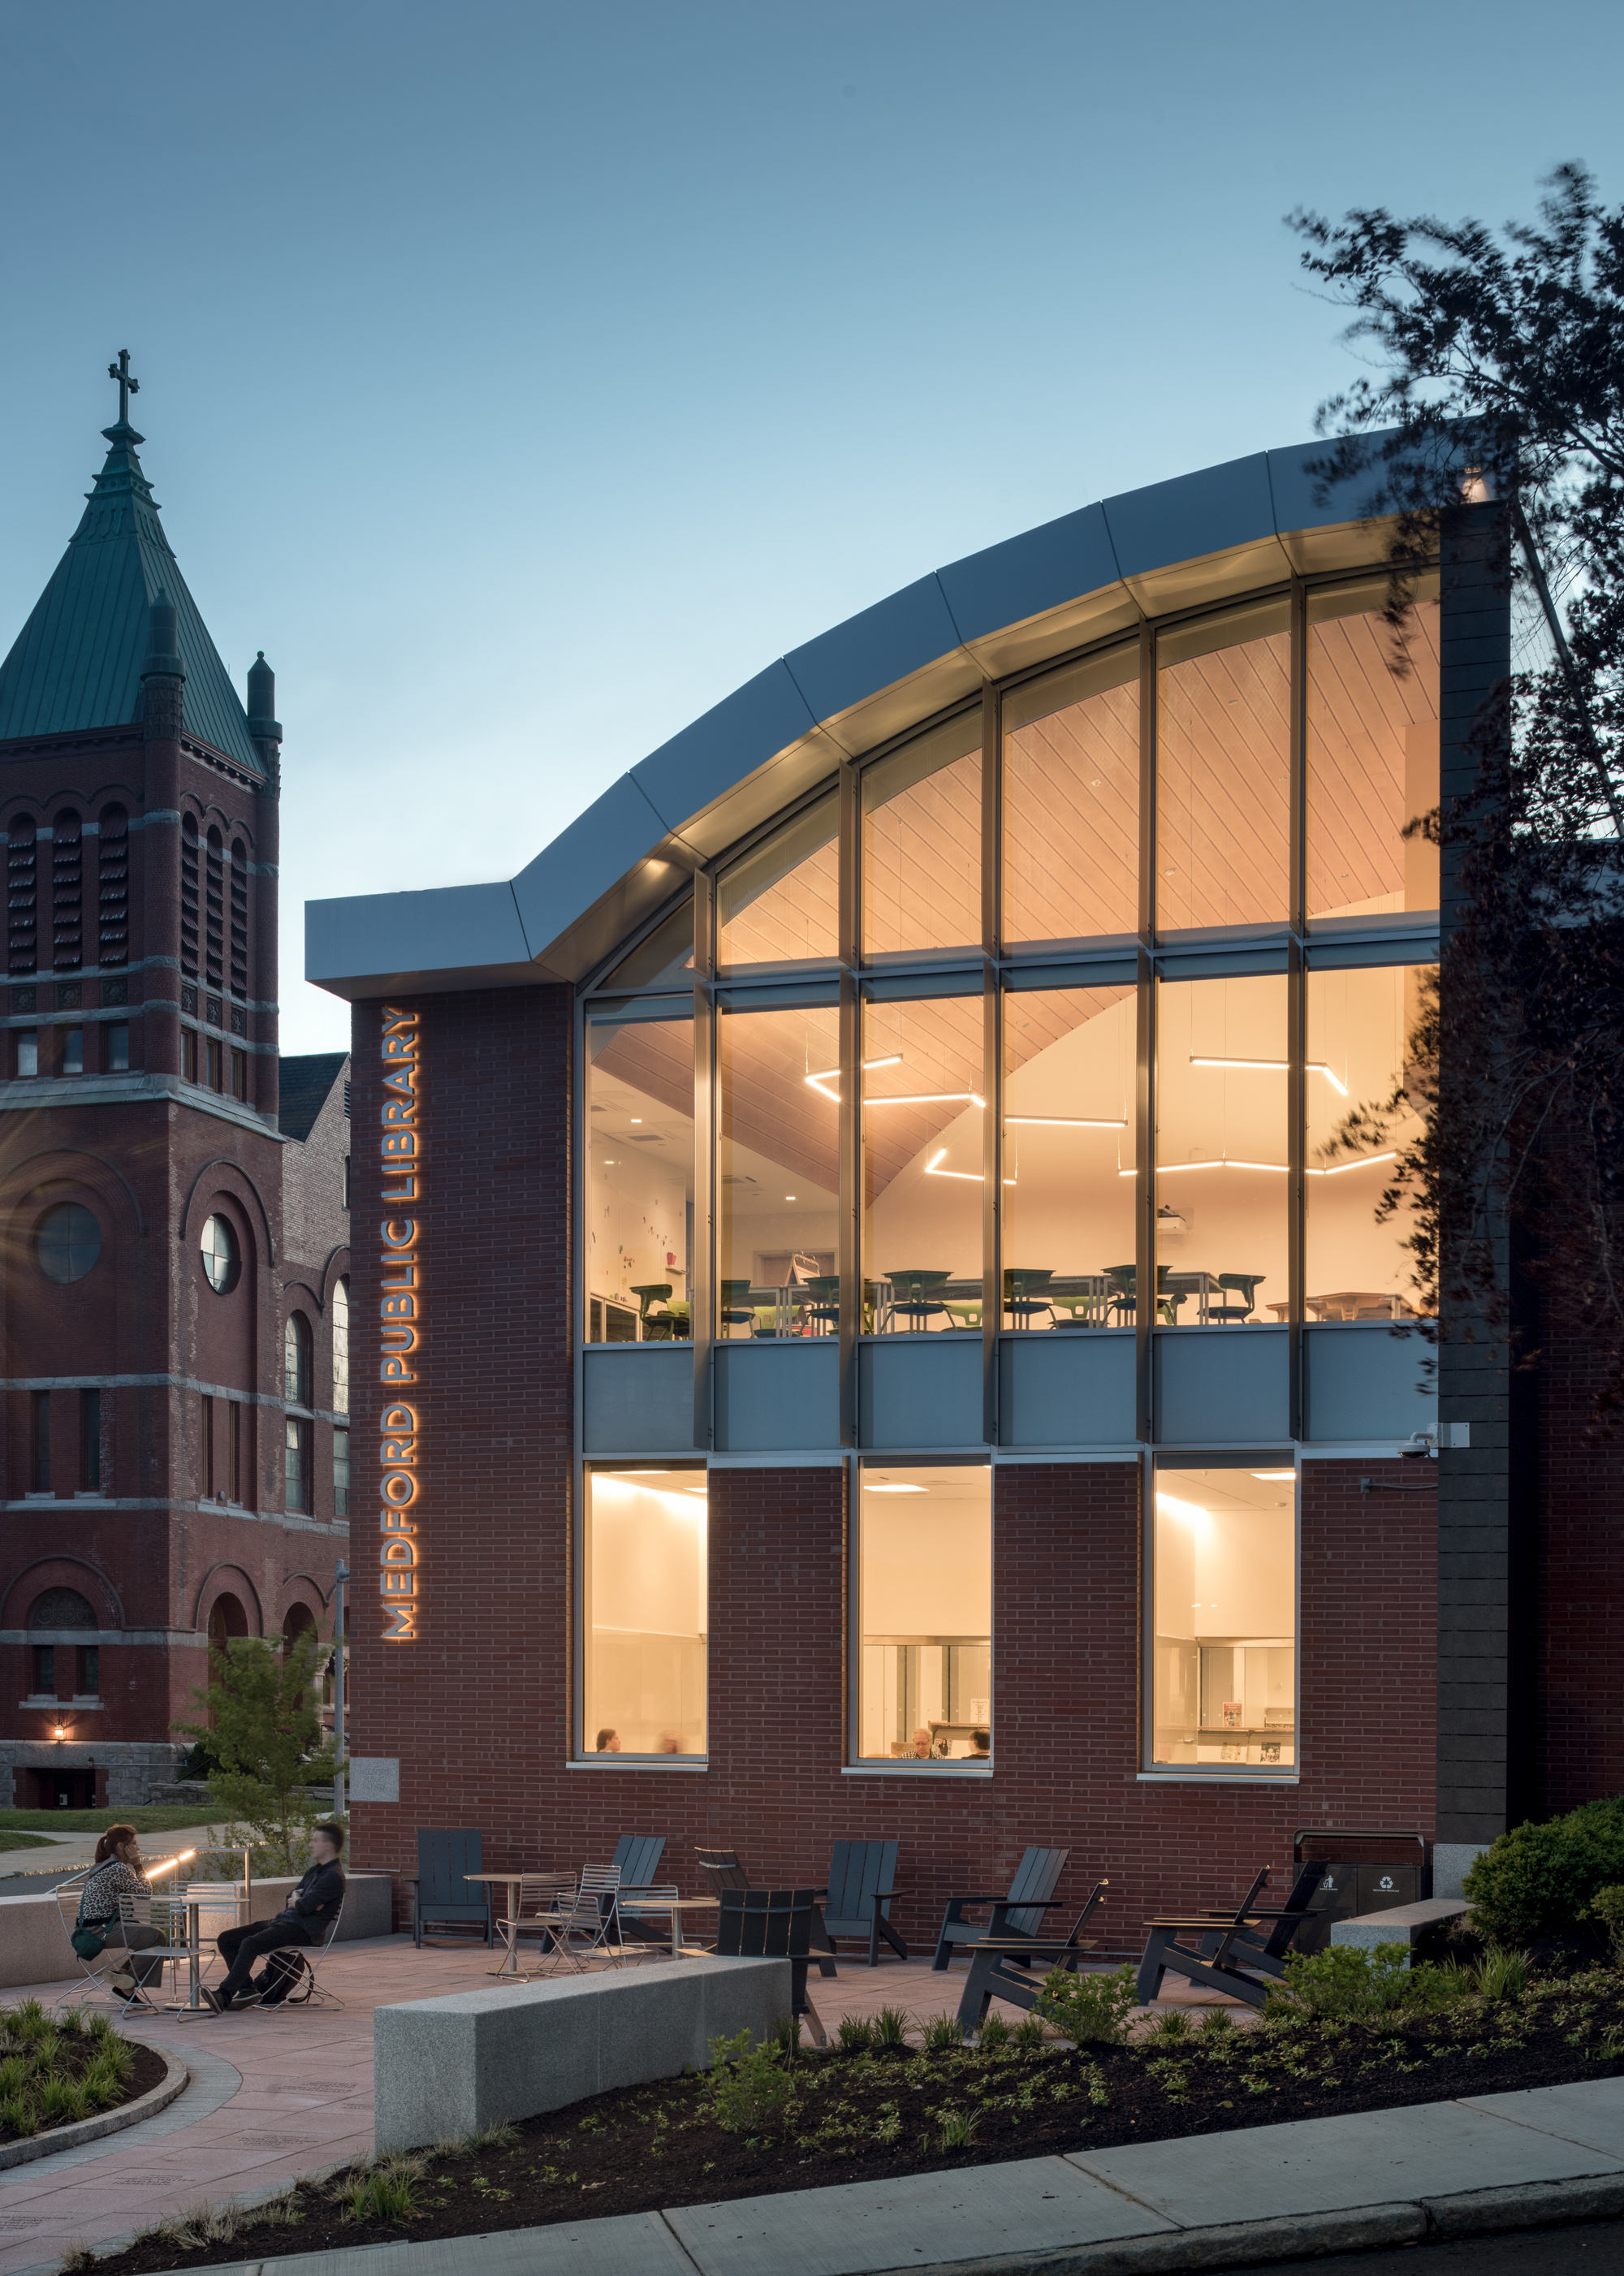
278, 1052, 348, 1142
0, 420, 263, 773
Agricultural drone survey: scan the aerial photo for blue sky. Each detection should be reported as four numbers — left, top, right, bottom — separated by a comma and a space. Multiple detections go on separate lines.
0, 0, 1619, 1050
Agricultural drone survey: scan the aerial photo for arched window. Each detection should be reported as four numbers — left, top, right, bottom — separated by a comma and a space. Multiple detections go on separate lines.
180, 813, 200, 978
29, 1587, 97, 1630
50, 810, 83, 972
230, 838, 248, 998
97, 805, 129, 968
331, 1277, 349, 1418
205, 827, 224, 991
284, 1312, 312, 1407
7, 815, 37, 974
207, 1592, 248, 1651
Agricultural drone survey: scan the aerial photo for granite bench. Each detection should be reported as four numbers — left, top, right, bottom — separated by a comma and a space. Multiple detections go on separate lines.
1329, 1898, 1470, 1954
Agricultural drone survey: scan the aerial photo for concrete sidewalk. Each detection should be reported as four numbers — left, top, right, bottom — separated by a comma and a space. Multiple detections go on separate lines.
110, 2074, 1624, 2276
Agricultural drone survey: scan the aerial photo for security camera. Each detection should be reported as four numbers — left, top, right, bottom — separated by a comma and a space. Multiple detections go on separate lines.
1401, 1430, 1438, 1462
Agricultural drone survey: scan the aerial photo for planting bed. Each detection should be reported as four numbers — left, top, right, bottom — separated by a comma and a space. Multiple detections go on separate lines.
77, 1954, 1624, 2274
0, 2003, 162, 2144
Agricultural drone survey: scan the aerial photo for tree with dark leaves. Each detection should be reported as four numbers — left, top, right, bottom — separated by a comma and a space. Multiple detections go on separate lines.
1290, 164, 1624, 1423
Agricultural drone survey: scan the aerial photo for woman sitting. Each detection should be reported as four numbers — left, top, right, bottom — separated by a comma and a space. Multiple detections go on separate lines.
76, 1825, 166, 2000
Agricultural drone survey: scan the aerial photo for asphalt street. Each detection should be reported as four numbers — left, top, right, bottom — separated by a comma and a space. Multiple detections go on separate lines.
1226, 2216, 1624, 2272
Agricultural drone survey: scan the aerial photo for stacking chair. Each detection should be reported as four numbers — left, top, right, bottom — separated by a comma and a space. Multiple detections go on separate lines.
54, 1872, 152, 2019
957, 1881, 1110, 2034
497, 1873, 577, 1974
630, 1283, 675, 1338
1136, 1868, 1315, 2009
802, 1276, 841, 1336
719, 1280, 757, 1337
714, 1888, 826, 2044
1104, 1266, 1137, 1324
931, 1845, 1071, 1970
1207, 1272, 1266, 1324
887, 1269, 952, 1332
535, 1866, 625, 1974
816, 1839, 907, 1967
248, 1884, 349, 2010
115, 1891, 195, 2006
411, 1829, 493, 1948
1003, 1268, 1056, 1330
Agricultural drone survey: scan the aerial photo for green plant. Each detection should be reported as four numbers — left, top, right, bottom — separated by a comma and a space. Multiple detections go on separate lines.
873, 2005, 909, 2045
1591, 1884, 1624, 1963
1197, 2006, 1235, 2036
1012, 2015, 1047, 2048
0, 2095, 36, 2136
0, 2058, 26, 2099
1035, 1963, 1139, 2047
37, 2076, 88, 2125
1472, 1945, 1531, 2001
836, 2016, 876, 2054
80, 2058, 124, 2111
1141, 2007, 1191, 2043
173, 1630, 337, 1873
347, 2160, 422, 2226
1462, 1799, 1624, 1944
975, 2013, 1011, 2049
706, 2028, 793, 2135
11, 2002, 47, 2044
84, 2013, 113, 2044
937, 2108, 979, 2149
769, 2014, 802, 2060
55, 2008, 82, 2037
921, 2013, 965, 2051
1272, 1943, 1426, 2021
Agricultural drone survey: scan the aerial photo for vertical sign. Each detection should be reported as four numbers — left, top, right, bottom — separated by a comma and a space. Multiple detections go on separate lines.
378, 1005, 421, 1641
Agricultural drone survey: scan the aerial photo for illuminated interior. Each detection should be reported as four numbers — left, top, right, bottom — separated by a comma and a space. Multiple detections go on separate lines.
585, 1007, 694, 1343
584, 1468, 708, 1756
1151, 1465, 1295, 1768
857, 1465, 991, 1762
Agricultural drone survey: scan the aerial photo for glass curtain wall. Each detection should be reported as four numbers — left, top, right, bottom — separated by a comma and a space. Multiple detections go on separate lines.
1155, 974, 1289, 1324
1307, 577, 1440, 923
718, 996, 840, 1335
1157, 600, 1291, 935
862, 994, 984, 1332
719, 793, 839, 970
584, 1467, 707, 1756
856, 1464, 991, 1761
1001, 982, 1136, 1326
862, 714, 981, 961
1004, 645, 1139, 949
585, 1001, 695, 1343
1150, 1463, 1296, 1769
1306, 962, 1434, 1317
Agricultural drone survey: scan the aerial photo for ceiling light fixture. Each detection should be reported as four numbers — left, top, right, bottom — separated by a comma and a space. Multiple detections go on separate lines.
1190, 1056, 1349, 1095
1251, 1470, 1296, 1481
805, 1055, 901, 1103
1005, 1115, 1127, 1129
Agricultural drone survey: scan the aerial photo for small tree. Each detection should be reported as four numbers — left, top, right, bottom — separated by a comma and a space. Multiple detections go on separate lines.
174, 1631, 337, 1873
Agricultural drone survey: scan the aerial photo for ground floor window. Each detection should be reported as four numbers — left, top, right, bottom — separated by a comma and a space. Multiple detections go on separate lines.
1149, 1462, 1296, 1771
582, 1466, 707, 1757
855, 1463, 991, 1763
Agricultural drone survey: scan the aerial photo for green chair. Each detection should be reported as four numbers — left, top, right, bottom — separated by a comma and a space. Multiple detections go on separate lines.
802, 1276, 840, 1336
886, 1268, 952, 1332
1003, 1268, 1055, 1329
631, 1283, 674, 1340
1208, 1272, 1265, 1323
1155, 1266, 1187, 1325
719, 1279, 756, 1337
1105, 1265, 1137, 1324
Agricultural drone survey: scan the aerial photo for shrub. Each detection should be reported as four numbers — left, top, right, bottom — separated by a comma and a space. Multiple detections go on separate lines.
873, 2005, 909, 2046
1592, 1884, 1624, 1964
769, 2014, 802, 2060
37, 2076, 89, 2125
1272, 1941, 1463, 2021
1035, 1963, 1139, 2047
706, 2028, 793, 2135
1462, 1798, 1624, 1943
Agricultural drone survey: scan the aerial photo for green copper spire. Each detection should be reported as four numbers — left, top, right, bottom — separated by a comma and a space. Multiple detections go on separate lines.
0, 360, 264, 771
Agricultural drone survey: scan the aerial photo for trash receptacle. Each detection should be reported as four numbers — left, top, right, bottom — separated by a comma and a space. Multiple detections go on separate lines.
1290, 1829, 1429, 1954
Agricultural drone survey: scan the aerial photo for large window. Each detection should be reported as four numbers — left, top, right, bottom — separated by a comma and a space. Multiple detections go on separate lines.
583, 1467, 707, 1756
1004, 644, 1139, 949
1307, 577, 1440, 925
1156, 600, 1291, 935
856, 1464, 991, 1763
717, 995, 839, 1337
586, 1001, 694, 1344
1155, 974, 1289, 1325
862, 993, 984, 1332
862, 714, 981, 961
719, 793, 838, 970
1150, 1463, 1296, 1770
1001, 981, 1136, 1327
1306, 963, 1433, 1318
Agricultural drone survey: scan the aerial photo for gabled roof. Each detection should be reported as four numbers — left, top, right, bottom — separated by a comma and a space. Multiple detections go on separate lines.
278, 1053, 348, 1142
0, 421, 263, 773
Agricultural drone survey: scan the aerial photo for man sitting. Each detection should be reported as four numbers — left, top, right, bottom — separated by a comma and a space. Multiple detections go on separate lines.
203, 1823, 346, 2012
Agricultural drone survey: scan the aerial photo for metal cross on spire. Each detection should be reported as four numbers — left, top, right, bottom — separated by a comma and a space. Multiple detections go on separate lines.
107, 349, 140, 425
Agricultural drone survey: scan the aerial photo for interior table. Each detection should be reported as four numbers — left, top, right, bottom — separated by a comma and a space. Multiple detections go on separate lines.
1307, 1291, 1414, 1321
1159, 1269, 1221, 1324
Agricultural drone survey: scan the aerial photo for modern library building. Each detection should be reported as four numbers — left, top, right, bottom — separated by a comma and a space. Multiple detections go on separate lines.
311, 438, 1612, 1938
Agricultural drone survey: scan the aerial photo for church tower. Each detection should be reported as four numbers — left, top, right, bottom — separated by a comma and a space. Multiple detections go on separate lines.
0, 359, 350, 1809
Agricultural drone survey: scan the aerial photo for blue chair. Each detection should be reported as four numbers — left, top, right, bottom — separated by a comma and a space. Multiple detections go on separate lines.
816, 1838, 908, 1967
886, 1268, 952, 1331
931, 1844, 1071, 1970
411, 1829, 493, 1949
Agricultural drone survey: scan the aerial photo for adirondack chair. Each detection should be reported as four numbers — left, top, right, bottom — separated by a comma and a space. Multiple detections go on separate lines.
611, 1833, 669, 1945
410, 1829, 493, 1949
1194, 1859, 1342, 1979
715, 1888, 826, 2044
931, 1845, 1070, 1970
698, 1846, 835, 1974
814, 1839, 907, 1967
956, 1881, 1110, 2032
1135, 1866, 1311, 2009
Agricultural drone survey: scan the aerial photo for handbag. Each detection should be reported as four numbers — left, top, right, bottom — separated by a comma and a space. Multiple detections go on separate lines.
71, 1924, 106, 1960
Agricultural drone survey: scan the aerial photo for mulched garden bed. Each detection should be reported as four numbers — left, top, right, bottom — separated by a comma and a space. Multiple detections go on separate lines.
79, 1952, 1624, 2276
0, 2004, 165, 2145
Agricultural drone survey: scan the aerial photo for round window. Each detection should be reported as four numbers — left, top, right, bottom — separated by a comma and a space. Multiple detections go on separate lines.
201, 1213, 239, 1293
37, 1203, 102, 1284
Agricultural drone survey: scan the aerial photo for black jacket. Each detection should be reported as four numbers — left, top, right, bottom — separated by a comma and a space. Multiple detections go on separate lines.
274, 1859, 345, 1933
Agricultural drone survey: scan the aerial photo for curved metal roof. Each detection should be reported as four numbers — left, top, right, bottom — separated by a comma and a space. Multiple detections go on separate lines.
307, 435, 1393, 1001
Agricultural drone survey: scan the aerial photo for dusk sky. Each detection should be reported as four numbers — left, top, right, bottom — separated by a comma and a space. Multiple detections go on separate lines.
1, 0, 1618, 1050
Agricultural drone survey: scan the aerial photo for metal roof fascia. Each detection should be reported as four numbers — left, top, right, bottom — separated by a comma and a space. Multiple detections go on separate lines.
782, 573, 966, 743
628, 659, 818, 836
304, 878, 536, 999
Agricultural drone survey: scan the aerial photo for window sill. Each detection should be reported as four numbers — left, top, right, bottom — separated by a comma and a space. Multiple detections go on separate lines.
565, 1757, 709, 1771
844, 1763, 992, 1777
1137, 1770, 1298, 1785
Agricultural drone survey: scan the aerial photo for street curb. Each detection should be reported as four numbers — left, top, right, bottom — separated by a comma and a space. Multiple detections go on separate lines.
0, 2046, 189, 2173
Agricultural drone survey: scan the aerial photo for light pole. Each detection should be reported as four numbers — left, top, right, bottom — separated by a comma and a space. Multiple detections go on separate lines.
332, 1560, 348, 1819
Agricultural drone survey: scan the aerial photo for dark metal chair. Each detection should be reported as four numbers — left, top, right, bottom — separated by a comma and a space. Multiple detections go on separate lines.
816, 1839, 907, 1967
956, 1880, 1109, 2033
411, 1829, 493, 1948
931, 1844, 1071, 1970
714, 1888, 826, 2044
1207, 1272, 1266, 1324
1104, 1265, 1137, 1324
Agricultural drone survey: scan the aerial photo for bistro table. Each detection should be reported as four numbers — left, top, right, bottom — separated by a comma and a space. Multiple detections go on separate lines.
464, 1871, 549, 1975
617, 1893, 720, 1959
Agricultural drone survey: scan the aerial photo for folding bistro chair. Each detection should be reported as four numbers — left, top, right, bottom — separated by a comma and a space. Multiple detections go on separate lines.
715, 1888, 826, 2045
533, 1867, 625, 1975
1136, 1868, 1290, 2009
496, 1873, 577, 1974
931, 1846, 1071, 1970
816, 1839, 908, 1967
957, 1881, 1110, 2035
251, 1883, 348, 2010
411, 1830, 494, 1948
114, 1892, 196, 2007
54, 1872, 157, 2019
